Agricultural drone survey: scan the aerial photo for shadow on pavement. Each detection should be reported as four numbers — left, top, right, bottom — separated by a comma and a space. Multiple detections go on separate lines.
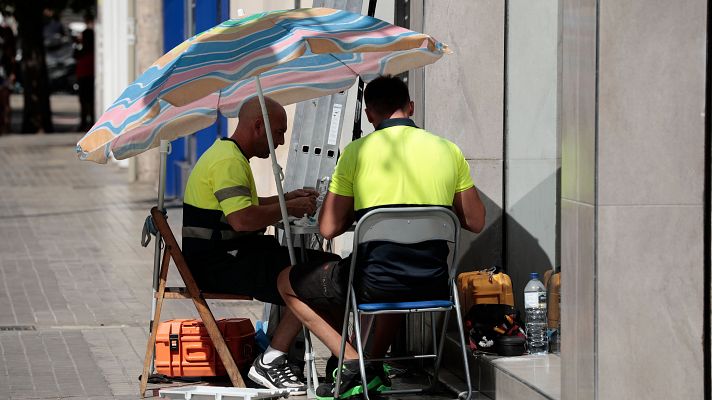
9, 93, 82, 133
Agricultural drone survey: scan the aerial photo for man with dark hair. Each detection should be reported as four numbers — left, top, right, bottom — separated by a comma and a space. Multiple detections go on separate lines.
182, 96, 339, 394
359, 75, 411, 116
277, 75, 486, 399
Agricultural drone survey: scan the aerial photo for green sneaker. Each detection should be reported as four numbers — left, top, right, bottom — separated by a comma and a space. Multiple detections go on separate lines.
315, 360, 389, 400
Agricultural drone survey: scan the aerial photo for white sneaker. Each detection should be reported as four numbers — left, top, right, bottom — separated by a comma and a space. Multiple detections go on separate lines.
247, 354, 307, 395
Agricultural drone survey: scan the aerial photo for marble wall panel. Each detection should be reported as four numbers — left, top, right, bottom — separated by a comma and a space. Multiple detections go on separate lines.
560, 199, 579, 398
506, 159, 559, 311
424, 0, 504, 160
561, 0, 597, 206
506, 0, 560, 161
457, 160, 503, 270
560, 0, 597, 396
597, 0, 706, 206
560, 200, 595, 400
597, 205, 703, 399
575, 203, 595, 399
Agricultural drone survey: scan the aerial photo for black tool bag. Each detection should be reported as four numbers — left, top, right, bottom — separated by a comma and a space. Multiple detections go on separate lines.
464, 303, 526, 355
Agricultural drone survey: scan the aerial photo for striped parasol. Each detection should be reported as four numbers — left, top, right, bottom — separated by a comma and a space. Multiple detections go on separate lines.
78, 11, 452, 388
76, 7, 451, 163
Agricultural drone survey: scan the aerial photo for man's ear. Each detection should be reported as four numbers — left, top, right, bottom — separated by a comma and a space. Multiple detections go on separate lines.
407, 101, 414, 117
252, 117, 263, 136
365, 108, 375, 124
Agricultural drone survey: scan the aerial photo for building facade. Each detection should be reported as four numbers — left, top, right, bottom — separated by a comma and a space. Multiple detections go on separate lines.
98, 0, 711, 398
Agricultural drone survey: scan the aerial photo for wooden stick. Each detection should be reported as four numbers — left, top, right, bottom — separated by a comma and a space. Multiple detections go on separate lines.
150, 207, 246, 388
139, 241, 171, 397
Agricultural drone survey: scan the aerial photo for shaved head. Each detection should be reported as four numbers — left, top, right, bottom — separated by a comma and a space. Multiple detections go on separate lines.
238, 96, 285, 122
232, 96, 288, 159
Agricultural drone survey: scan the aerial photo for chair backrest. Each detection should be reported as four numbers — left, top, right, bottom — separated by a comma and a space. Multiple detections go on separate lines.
351, 206, 461, 280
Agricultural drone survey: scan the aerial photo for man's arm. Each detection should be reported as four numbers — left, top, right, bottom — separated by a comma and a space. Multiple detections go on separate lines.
318, 192, 354, 239
259, 188, 318, 205
258, 196, 279, 205
226, 195, 316, 232
453, 187, 486, 233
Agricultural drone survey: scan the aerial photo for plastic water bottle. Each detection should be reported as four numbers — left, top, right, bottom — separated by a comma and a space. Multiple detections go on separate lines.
524, 272, 548, 354
316, 176, 330, 209
254, 320, 270, 353
314, 176, 330, 222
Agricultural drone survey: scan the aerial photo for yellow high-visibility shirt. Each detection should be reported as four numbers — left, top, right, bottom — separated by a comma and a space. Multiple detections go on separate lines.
184, 138, 259, 215
329, 119, 473, 213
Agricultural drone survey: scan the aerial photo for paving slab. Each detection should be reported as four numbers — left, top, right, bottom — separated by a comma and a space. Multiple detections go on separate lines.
0, 133, 477, 399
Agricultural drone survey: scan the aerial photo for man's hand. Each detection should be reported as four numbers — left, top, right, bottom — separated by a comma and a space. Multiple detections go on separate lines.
286, 191, 317, 216
285, 188, 318, 201
227, 191, 317, 231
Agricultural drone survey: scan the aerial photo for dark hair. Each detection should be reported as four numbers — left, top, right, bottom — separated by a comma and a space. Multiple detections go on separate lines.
364, 75, 410, 117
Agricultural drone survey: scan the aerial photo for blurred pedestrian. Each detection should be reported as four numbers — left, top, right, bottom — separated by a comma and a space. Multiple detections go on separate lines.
74, 14, 94, 132
0, 11, 16, 134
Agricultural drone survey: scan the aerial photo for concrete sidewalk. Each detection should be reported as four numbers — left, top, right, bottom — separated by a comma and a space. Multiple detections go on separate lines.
0, 133, 269, 399
0, 133, 477, 400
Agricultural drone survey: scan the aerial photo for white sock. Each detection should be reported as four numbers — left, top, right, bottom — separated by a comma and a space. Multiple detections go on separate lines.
261, 346, 286, 364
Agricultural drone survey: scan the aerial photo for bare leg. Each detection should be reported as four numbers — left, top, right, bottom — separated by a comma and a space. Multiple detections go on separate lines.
365, 315, 403, 358
268, 306, 303, 353
278, 267, 359, 360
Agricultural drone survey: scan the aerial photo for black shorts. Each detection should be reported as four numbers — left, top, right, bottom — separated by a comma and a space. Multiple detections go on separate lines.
289, 256, 449, 320
187, 235, 339, 305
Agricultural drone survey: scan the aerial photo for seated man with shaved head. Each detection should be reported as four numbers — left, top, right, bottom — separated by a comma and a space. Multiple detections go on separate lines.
182, 96, 339, 394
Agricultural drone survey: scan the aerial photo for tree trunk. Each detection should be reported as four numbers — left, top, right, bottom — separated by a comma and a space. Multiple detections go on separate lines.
16, 3, 53, 133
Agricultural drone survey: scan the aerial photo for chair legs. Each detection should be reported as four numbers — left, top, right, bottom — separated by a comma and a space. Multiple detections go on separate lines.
335, 287, 353, 399
334, 300, 472, 400
429, 309, 451, 392
304, 328, 320, 395
350, 291, 372, 400
452, 285, 473, 400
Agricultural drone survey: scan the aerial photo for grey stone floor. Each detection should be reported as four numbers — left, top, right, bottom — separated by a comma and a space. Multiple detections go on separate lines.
0, 133, 265, 399
0, 133, 480, 400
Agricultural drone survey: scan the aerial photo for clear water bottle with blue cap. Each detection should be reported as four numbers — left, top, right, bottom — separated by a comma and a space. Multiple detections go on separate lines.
524, 272, 548, 354
316, 176, 330, 209
254, 320, 270, 353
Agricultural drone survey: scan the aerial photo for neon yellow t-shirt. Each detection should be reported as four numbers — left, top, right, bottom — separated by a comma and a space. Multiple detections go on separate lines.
329, 123, 473, 211
184, 139, 259, 215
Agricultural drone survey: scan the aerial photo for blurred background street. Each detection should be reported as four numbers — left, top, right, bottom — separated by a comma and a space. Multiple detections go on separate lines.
0, 131, 269, 398
9, 93, 82, 133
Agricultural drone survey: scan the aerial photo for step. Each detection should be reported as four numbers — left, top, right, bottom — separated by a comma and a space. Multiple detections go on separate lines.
441, 335, 560, 400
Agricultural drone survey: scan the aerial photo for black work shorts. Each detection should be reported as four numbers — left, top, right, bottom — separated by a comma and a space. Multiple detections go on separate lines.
187, 235, 339, 305
290, 258, 350, 323
289, 257, 449, 321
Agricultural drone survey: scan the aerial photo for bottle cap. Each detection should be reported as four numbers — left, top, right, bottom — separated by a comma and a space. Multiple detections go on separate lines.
529, 272, 539, 279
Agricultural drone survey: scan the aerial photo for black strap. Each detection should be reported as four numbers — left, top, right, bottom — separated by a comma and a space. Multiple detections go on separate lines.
141, 209, 166, 247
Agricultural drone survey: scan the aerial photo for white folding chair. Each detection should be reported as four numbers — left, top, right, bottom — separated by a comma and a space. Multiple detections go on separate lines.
335, 207, 472, 400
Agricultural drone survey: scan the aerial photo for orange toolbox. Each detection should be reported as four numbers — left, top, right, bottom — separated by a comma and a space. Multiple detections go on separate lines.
155, 318, 255, 377
457, 268, 514, 315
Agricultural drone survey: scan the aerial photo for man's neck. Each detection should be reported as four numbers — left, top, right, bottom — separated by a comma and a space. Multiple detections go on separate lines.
231, 134, 253, 159
372, 110, 410, 129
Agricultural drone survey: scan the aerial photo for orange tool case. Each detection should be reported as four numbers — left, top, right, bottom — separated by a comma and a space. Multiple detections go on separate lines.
155, 318, 255, 377
457, 268, 514, 316
544, 269, 561, 330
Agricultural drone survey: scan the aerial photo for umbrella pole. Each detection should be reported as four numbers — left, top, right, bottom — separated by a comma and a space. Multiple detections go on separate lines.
255, 76, 319, 397
254, 76, 297, 265
149, 139, 170, 374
